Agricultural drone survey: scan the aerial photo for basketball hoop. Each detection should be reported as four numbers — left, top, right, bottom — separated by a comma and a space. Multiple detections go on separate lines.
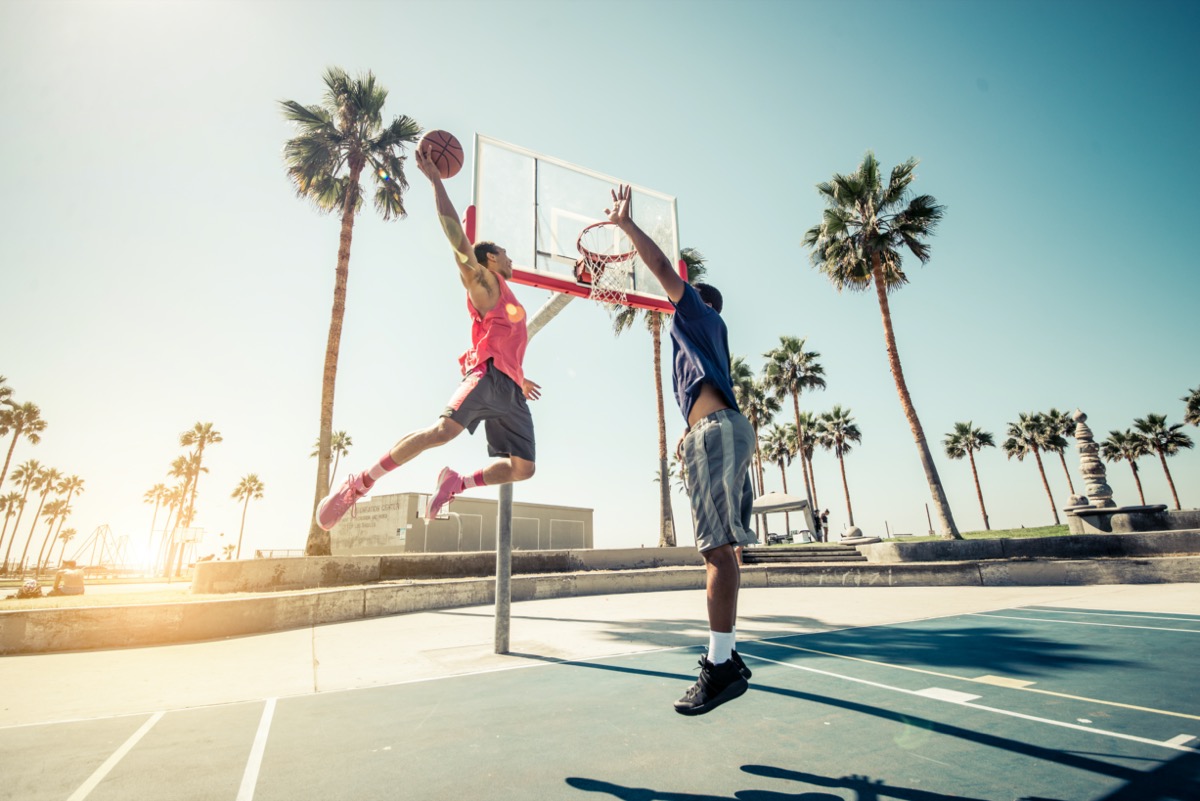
575, 221, 635, 307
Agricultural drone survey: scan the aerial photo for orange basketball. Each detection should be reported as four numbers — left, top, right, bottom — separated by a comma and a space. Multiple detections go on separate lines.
418, 129, 464, 179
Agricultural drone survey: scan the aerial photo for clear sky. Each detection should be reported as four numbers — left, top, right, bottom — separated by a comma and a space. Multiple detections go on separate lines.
1, 0, 1197, 562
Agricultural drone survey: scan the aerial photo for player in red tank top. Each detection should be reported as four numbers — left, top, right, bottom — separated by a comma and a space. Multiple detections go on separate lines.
315, 148, 540, 531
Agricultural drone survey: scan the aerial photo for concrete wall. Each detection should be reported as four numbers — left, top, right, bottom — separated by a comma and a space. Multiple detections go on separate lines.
858, 530, 1200, 564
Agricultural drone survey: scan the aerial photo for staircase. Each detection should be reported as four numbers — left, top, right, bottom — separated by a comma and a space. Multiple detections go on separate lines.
741, 544, 868, 565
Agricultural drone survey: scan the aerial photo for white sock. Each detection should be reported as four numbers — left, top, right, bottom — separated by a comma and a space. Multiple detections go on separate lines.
731, 626, 738, 653
708, 630, 734, 665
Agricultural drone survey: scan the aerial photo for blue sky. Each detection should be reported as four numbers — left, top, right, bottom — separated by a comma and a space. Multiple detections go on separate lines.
1, 0, 1197, 560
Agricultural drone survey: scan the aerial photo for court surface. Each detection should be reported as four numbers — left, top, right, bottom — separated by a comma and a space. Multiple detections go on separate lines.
1, 584, 1197, 800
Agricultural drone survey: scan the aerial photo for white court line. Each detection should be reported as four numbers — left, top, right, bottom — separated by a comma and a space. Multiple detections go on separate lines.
1165, 734, 1196, 747
750, 654, 1200, 754
237, 697, 276, 801
66, 711, 164, 801
1025, 607, 1200, 624
969, 612, 1200, 634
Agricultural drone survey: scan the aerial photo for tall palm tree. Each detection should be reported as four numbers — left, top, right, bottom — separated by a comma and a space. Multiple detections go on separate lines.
2, 461, 40, 572
943, 422, 996, 530
231, 473, 265, 560
1133, 414, 1194, 510
310, 431, 354, 490
611, 248, 709, 547
1003, 412, 1059, 525
143, 483, 168, 567
157, 483, 187, 574
761, 423, 795, 534
0, 402, 46, 495
735, 374, 781, 535
55, 527, 76, 565
1182, 387, 1200, 427
803, 152, 959, 539
35, 498, 70, 575
795, 410, 822, 512
1100, 429, 1150, 505
762, 335, 825, 512
281, 67, 422, 557
818, 405, 862, 527
179, 422, 222, 529
43, 475, 83, 571
18, 466, 60, 573
0, 491, 22, 571
1043, 408, 1078, 496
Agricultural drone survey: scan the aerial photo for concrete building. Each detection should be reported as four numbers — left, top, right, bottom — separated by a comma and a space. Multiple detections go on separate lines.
330, 491, 593, 556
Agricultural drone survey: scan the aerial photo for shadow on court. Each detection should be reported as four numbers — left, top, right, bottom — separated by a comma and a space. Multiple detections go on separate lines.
769, 623, 1137, 677
568, 770, 984, 799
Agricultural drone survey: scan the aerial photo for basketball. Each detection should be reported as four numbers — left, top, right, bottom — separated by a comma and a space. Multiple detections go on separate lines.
418, 129, 464, 179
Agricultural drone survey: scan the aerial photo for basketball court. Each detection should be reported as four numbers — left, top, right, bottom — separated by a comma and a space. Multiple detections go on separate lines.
2, 584, 1197, 800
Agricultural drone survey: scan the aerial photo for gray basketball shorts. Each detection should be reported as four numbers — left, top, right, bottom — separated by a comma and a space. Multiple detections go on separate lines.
681, 408, 756, 553
442, 360, 536, 462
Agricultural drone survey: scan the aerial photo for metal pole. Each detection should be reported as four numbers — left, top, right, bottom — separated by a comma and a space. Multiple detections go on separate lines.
925, 503, 934, 536
494, 482, 513, 654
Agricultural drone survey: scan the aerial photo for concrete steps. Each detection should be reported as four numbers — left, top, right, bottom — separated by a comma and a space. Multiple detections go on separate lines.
742, 545, 867, 564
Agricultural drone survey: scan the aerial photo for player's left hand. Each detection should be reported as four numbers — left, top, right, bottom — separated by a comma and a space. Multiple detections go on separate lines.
414, 148, 441, 182
605, 184, 632, 228
522, 378, 542, 401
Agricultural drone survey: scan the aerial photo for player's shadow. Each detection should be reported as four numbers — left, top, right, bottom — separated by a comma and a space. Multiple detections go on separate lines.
565, 770, 984, 800
763, 621, 1137, 677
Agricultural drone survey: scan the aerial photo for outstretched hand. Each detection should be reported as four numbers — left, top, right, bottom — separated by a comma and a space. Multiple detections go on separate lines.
605, 184, 632, 228
522, 378, 542, 401
414, 147, 441, 182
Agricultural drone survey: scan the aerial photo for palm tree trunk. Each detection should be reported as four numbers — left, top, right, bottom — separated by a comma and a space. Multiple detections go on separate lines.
967, 449, 990, 530
778, 464, 791, 533
0, 513, 12, 570
3, 490, 31, 572
308, 168, 362, 556
34, 518, 57, 577
56, 535, 70, 565
1032, 448, 1060, 525
1129, 463, 1146, 505
237, 495, 250, 560
871, 257, 959, 539
147, 499, 160, 570
807, 453, 820, 510
0, 431, 19, 496
1156, 450, 1181, 510
791, 394, 814, 509
1057, 451, 1076, 495
652, 320, 675, 546
838, 452, 854, 527
18, 493, 49, 573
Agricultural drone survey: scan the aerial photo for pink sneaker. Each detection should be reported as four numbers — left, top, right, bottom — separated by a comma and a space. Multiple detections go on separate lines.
427, 467, 463, 519
316, 473, 369, 530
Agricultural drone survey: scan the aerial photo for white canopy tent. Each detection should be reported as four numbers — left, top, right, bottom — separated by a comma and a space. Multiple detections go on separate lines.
750, 492, 816, 543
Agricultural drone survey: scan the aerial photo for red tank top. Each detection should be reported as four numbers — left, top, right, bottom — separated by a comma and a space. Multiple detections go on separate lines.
458, 274, 527, 386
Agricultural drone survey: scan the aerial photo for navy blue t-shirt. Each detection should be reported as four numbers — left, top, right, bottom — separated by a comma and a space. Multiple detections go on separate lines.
669, 283, 739, 422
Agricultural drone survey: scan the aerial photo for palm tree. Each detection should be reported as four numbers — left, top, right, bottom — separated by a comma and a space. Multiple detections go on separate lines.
761, 423, 795, 534
0, 491, 23, 571
943, 422, 996, 530
0, 402, 46, 495
231, 473, 265, 560
1183, 387, 1200, 427
281, 67, 422, 557
310, 431, 354, 490
611, 249, 709, 547
222, 543, 236, 560
179, 422, 222, 528
1133, 414, 1194, 510
0, 375, 14, 408
1003, 412, 1060, 525
762, 336, 825, 512
818, 406, 862, 527
1100, 429, 1150, 505
2, 461, 40, 572
55, 528, 76, 565
18, 466, 60, 573
735, 373, 782, 535
156, 483, 188, 574
143, 483, 168, 567
42, 475, 83, 571
803, 152, 959, 539
794, 410, 822, 512
35, 498, 71, 575
1043, 408, 1078, 496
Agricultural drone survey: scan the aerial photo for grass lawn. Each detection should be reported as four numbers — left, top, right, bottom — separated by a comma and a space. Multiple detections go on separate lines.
893, 524, 1070, 543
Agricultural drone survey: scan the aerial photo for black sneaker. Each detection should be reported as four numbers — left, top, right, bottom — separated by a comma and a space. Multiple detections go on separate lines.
731, 650, 752, 680
704, 649, 753, 680
674, 657, 749, 716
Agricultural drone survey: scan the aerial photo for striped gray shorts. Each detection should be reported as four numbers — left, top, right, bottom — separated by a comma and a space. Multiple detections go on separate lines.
681, 408, 756, 553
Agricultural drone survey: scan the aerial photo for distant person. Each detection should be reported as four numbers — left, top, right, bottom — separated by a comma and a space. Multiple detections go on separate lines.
10, 578, 42, 599
821, 510, 830, 540
49, 560, 85, 596
812, 508, 823, 542
607, 184, 752, 716
314, 147, 541, 531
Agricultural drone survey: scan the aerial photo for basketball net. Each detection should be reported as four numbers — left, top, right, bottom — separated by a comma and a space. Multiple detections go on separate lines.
576, 222, 635, 308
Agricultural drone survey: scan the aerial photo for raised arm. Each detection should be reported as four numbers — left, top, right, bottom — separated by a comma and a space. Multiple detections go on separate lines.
415, 148, 499, 311
606, 184, 685, 302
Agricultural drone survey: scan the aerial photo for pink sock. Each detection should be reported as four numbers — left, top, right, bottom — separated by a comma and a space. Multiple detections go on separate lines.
462, 469, 486, 490
362, 453, 399, 489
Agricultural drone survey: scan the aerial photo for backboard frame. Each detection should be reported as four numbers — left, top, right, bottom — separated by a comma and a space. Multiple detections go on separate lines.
466, 134, 685, 313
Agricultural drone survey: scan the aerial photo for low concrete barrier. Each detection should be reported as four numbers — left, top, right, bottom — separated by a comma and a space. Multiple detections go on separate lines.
858, 530, 1200, 564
